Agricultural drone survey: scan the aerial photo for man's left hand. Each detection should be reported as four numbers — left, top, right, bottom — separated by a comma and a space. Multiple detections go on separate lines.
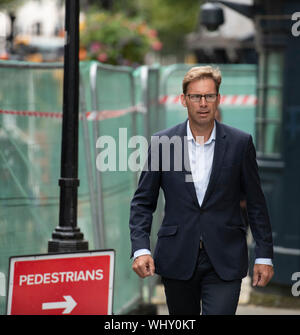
252, 264, 274, 287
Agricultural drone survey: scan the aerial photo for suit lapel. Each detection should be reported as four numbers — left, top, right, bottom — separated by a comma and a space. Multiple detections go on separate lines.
176, 120, 200, 207
182, 133, 201, 207
201, 120, 227, 207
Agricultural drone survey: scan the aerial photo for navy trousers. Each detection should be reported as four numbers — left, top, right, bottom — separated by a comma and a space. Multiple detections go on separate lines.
161, 247, 242, 315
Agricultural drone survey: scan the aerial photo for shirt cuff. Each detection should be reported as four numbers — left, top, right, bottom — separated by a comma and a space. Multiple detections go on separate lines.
133, 249, 151, 260
255, 258, 273, 266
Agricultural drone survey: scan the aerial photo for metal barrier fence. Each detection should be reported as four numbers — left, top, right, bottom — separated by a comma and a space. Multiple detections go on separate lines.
0, 60, 257, 314
0, 61, 66, 314
0, 60, 161, 314
81, 61, 162, 314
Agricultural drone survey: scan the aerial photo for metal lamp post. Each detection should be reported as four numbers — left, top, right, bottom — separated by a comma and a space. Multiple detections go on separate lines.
48, 0, 88, 252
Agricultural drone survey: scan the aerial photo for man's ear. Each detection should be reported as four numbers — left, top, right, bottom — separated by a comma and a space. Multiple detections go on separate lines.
217, 93, 221, 106
180, 94, 187, 108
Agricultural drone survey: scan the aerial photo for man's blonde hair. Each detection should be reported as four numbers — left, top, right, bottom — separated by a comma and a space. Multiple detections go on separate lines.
182, 66, 222, 94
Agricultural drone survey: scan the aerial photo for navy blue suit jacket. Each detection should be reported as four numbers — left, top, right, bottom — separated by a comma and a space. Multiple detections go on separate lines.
129, 119, 273, 281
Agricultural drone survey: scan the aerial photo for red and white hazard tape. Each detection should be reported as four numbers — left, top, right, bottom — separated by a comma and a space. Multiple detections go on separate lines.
0, 110, 62, 118
159, 94, 257, 106
0, 105, 144, 121
85, 105, 145, 121
159, 95, 181, 105
0, 94, 256, 120
220, 95, 257, 106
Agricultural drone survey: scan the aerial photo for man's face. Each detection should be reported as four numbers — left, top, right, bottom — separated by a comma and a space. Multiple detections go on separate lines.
180, 78, 220, 129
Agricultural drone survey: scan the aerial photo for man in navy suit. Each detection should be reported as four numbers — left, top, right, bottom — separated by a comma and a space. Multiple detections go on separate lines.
129, 66, 274, 315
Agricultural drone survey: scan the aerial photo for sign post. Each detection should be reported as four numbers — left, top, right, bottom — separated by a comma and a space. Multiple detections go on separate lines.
7, 250, 115, 315
48, 0, 88, 252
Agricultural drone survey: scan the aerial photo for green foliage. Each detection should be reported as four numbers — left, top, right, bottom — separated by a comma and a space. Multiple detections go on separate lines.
114, 0, 201, 54
80, 10, 162, 66
84, 0, 201, 57
0, 0, 23, 9
0, 0, 14, 5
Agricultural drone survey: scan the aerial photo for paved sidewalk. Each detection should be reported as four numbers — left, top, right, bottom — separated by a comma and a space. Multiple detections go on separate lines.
154, 278, 300, 315
157, 303, 300, 315
236, 304, 300, 315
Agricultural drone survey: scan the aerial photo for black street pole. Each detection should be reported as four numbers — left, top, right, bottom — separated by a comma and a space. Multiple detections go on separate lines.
48, 0, 88, 252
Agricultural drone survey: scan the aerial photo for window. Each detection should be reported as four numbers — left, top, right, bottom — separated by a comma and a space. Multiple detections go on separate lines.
256, 51, 283, 158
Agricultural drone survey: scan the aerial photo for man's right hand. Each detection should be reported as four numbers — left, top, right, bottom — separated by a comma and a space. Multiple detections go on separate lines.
132, 255, 155, 278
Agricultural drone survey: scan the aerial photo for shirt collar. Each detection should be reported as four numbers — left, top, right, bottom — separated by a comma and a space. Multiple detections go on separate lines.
187, 120, 216, 144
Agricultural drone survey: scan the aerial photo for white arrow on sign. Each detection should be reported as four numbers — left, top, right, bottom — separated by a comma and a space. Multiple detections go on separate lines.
42, 295, 77, 314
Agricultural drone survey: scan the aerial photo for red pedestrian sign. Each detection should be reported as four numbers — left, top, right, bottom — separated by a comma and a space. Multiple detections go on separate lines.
6, 250, 115, 315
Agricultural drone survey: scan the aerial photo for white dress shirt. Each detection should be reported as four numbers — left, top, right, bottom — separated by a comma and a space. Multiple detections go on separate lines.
134, 120, 272, 266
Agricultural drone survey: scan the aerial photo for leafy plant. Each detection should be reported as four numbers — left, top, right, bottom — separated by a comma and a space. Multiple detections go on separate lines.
80, 11, 162, 66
